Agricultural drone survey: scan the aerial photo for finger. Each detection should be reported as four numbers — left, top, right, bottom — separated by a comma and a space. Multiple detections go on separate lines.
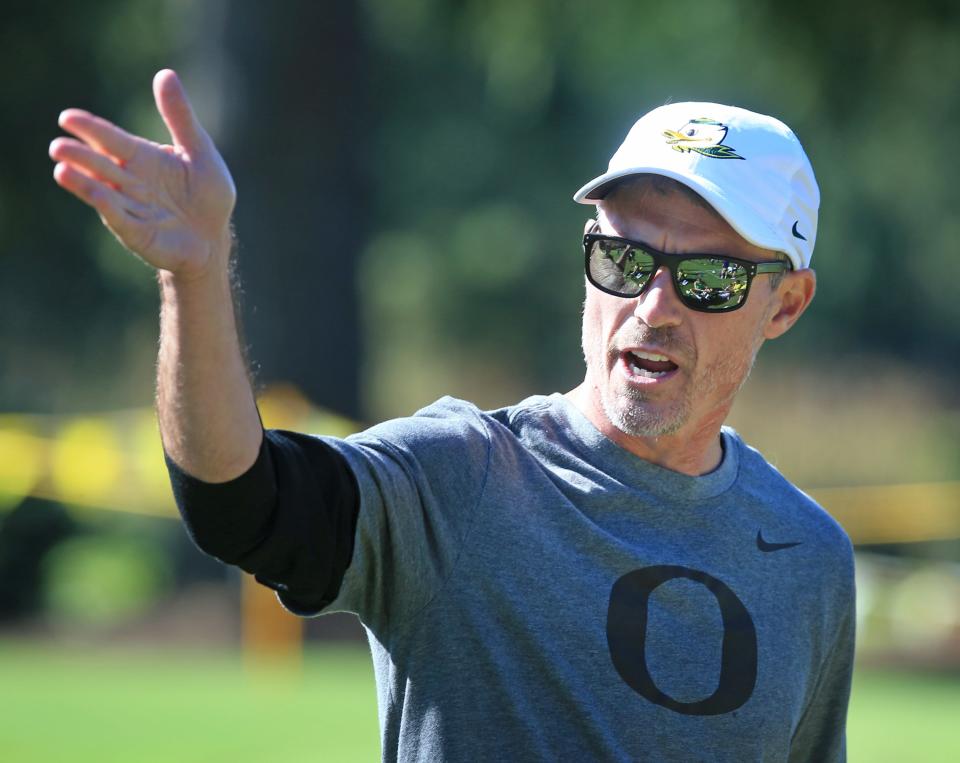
58, 109, 139, 164
49, 137, 133, 189
153, 69, 206, 154
54, 163, 153, 249
54, 161, 123, 214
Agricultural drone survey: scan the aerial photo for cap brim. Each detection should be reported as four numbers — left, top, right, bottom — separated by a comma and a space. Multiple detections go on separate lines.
573, 169, 652, 203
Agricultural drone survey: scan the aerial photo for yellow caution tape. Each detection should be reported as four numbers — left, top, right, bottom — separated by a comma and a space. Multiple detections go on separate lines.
1, 388, 957, 544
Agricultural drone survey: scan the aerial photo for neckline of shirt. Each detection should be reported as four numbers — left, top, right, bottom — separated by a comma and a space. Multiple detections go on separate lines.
534, 392, 742, 502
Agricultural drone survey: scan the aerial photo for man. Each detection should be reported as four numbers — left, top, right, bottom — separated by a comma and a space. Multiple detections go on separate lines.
51, 71, 855, 761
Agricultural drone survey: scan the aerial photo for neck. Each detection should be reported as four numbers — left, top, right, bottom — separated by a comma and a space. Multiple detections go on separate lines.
565, 383, 727, 476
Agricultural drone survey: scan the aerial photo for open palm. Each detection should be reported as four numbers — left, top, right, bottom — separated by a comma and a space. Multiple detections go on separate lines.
50, 70, 236, 279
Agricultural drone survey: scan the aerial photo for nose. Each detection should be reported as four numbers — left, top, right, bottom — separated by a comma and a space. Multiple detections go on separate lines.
633, 266, 684, 328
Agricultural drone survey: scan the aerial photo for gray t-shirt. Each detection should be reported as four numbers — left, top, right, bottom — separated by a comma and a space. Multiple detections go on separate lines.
311, 394, 855, 762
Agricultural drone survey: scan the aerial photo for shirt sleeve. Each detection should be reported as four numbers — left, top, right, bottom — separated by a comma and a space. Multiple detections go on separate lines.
317, 397, 493, 636
789, 563, 857, 762
165, 428, 360, 616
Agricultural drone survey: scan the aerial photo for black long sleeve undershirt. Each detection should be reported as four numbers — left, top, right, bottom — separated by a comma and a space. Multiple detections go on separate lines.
164, 429, 360, 615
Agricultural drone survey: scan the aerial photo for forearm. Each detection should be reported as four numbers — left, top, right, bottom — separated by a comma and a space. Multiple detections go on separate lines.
156, 228, 262, 481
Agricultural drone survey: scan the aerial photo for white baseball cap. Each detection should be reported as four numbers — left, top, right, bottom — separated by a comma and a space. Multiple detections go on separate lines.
573, 102, 819, 270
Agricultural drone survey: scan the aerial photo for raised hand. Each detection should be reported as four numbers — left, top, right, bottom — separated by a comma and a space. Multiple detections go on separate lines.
50, 69, 236, 280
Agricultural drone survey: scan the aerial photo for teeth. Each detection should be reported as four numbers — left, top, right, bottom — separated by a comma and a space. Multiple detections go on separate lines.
628, 361, 668, 378
631, 350, 671, 362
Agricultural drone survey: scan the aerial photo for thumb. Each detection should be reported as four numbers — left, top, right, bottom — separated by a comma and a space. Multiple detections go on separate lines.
153, 69, 207, 153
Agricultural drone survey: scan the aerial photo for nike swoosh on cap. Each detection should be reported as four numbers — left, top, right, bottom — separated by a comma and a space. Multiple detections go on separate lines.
756, 529, 801, 552
791, 221, 807, 241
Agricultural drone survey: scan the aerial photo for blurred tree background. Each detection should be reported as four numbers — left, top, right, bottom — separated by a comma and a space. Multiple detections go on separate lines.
8, 0, 958, 484
4, 0, 958, 421
1, 0, 959, 740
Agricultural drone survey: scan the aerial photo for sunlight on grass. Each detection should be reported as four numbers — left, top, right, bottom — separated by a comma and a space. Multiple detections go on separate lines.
848, 669, 960, 763
0, 643, 379, 763
1, 640, 957, 762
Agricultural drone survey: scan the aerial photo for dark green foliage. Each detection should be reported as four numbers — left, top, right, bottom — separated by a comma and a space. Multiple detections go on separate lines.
356, 0, 960, 415
0, 499, 76, 620
4, 0, 958, 417
1, 0, 173, 412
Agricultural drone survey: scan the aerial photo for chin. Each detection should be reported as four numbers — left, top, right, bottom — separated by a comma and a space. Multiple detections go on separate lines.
602, 395, 690, 439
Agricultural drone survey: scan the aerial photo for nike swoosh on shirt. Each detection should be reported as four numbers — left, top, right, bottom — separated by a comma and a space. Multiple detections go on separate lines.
756, 529, 801, 552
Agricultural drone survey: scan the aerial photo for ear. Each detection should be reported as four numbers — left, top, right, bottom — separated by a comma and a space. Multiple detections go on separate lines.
584, 217, 599, 235
763, 268, 816, 340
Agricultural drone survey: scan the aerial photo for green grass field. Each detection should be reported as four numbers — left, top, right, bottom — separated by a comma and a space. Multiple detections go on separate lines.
1, 641, 957, 762
0, 642, 379, 762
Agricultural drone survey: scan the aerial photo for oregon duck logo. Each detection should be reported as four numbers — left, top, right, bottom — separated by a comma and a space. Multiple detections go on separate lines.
663, 118, 744, 159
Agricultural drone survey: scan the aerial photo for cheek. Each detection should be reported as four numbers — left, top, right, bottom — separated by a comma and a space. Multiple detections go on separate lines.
694, 317, 766, 385
583, 288, 628, 331
581, 290, 615, 359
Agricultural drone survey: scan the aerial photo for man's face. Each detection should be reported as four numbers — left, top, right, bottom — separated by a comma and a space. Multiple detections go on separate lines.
580, 180, 786, 444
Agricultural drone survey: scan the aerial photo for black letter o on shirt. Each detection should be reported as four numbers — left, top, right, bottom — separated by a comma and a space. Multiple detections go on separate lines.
606, 565, 757, 715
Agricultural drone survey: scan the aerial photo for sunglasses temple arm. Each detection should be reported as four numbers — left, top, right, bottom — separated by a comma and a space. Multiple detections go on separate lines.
755, 262, 789, 274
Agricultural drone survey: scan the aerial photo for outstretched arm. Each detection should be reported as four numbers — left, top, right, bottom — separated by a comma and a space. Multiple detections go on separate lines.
50, 69, 260, 481
51, 71, 363, 614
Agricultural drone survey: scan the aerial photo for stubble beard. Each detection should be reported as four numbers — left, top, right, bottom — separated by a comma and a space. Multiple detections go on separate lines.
590, 326, 764, 440
601, 378, 691, 438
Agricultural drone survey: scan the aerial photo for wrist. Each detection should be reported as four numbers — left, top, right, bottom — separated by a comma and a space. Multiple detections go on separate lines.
158, 225, 235, 287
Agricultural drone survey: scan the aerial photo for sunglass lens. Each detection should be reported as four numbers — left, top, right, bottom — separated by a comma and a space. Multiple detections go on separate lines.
676, 258, 749, 310
589, 241, 655, 296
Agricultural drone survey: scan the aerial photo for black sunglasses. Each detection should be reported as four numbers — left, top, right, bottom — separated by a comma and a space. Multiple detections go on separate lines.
583, 232, 790, 313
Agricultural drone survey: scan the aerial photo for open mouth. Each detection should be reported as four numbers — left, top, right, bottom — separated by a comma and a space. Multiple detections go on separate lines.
620, 350, 679, 380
